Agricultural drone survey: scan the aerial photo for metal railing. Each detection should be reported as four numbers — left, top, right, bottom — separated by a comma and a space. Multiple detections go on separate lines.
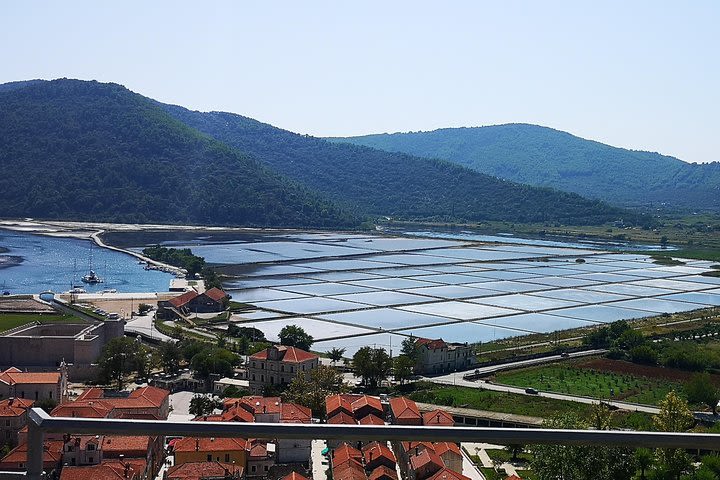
14, 407, 720, 480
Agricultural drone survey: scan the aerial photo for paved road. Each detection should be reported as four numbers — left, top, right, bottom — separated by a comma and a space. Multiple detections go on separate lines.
125, 314, 174, 342
169, 391, 196, 422
424, 350, 662, 414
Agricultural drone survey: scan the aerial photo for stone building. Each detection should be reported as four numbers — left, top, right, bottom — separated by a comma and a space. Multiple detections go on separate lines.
247, 346, 318, 395
413, 338, 473, 375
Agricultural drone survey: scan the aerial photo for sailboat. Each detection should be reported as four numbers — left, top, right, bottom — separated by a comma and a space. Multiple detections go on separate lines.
81, 243, 103, 284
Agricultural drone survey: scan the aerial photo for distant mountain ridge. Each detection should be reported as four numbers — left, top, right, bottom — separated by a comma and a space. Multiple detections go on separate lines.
330, 124, 720, 211
0, 79, 356, 227
162, 106, 637, 225
0, 79, 641, 227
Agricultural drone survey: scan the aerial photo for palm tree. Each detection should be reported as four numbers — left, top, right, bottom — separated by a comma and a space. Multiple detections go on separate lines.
634, 448, 653, 480
327, 347, 346, 366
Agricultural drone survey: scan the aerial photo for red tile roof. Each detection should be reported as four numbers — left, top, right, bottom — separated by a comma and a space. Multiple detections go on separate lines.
409, 449, 444, 473
368, 466, 398, 480
362, 442, 396, 465
250, 345, 318, 363
401, 441, 435, 456
416, 338, 447, 350
203, 288, 228, 302
238, 396, 282, 415
358, 414, 384, 425
328, 412, 356, 425
128, 386, 169, 407
0, 398, 33, 417
247, 439, 270, 459
169, 291, 199, 308
282, 473, 310, 480
333, 443, 362, 466
173, 437, 248, 453
51, 400, 114, 418
351, 395, 383, 416
333, 463, 367, 480
60, 459, 147, 480
389, 397, 420, 421
505, 476, 522, 480
281, 403, 312, 423
167, 461, 243, 480
0, 440, 63, 470
422, 409, 454, 427
433, 442, 461, 457
101, 435, 151, 457
0, 368, 61, 385
326, 394, 353, 418
428, 468, 471, 480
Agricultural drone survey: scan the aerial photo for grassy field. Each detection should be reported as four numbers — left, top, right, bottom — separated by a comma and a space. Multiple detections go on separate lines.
0, 313, 80, 333
495, 361, 684, 406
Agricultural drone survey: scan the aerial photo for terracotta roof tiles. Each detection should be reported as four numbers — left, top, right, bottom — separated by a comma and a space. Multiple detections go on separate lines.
389, 397, 420, 420
250, 346, 318, 363
167, 461, 242, 480
422, 409, 454, 427
173, 437, 248, 453
428, 468, 471, 480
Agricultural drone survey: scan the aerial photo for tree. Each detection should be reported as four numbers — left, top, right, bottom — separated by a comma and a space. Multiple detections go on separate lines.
35, 398, 58, 414
278, 325, 314, 351
98, 337, 147, 389
221, 385, 249, 398
189, 394, 221, 417
634, 448, 653, 480
400, 336, 420, 362
505, 444, 524, 462
159, 341, 182, 374
190, 347, 240, 379
352, 347, 392, 389
652, 391, 694, 480
393, 355, 415, 384
685, 372, 720, 415
327, 347, 346, 366
282, 365, 350, 416
531, 414, 635, 480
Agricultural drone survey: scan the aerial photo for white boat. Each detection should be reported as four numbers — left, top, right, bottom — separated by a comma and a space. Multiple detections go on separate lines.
81, 270, 103, 284
68, 286, 86, 294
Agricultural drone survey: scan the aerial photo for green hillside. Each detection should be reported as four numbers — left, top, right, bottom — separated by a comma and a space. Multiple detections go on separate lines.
0, 80, 356, 228
162, 106, 638, 225
331, 124, 720, 211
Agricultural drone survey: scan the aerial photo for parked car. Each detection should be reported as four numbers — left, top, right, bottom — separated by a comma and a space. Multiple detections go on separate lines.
525, 387, 539, 395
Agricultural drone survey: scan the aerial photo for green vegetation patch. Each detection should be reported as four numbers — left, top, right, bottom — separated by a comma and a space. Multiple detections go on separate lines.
650, 255, 686, 266
495, 361, 682, 406
0, 313, 80, 333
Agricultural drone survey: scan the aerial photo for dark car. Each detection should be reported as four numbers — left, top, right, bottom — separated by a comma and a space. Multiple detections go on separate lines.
525, 387, 539, 395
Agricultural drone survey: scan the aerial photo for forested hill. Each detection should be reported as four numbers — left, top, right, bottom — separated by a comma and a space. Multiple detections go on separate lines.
0, 79, 356, 227
162, 106, 638, 225
331, 124, 720, 211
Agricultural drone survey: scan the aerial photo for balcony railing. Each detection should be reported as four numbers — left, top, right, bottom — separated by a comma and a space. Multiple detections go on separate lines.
8, 407, 720, 480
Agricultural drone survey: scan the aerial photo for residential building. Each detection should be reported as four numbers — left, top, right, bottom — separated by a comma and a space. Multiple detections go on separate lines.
62, 435, 103, 466
247, 346, 318, 395
158, 288, 228, 320
428, 468, 471, 480
0, 397, 33, 447
55, 386, 170, 420
422, 410, 454, 427
362, 442, 396, 471
166, 461, 244, 480
388, 397, 421, 426
413, 338, 473, 375
247, 439, 275, 477
409, 449, 444, 480
0, 366, 67, 403
59, 459, 147, 480
368, 466, 398, 480
173, 437, 248, 467
0, 439, 63, 472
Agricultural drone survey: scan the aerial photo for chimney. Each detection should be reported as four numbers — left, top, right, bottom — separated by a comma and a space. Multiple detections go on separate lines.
196, 439, 199, 451
369, 451, 374, 463
415, 447, 419, 456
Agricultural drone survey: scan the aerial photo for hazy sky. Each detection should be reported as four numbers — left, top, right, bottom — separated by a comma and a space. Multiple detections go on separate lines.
2, 1, 718, 163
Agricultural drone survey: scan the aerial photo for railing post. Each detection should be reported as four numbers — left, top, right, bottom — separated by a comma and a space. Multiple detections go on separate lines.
26, 420, 43, 480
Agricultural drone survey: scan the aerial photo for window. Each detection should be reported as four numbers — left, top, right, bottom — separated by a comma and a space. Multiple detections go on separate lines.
261, 375, 264, 382
35, 391, 38, 400
252, 374, 256, 381
264, 466, 269, 472
87, 444, 95, 451
70, 459, 75, 465
225, 454, 230, 462
207, 454, 212, 462
281, 365, 285, 372
252, 466, 257, 473
270, 377, 274, 384
49, 391, 53, 399
252, 362, 256, 368
261, 363, 265, 369
88, 457, 93, 463
290, 367, 294, 373
5, 420, 9, 427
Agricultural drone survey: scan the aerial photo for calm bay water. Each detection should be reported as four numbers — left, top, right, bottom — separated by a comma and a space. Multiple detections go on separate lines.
0, 230, 174, 294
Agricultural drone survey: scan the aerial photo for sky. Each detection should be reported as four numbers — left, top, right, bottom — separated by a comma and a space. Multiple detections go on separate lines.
2, 1, 718, 163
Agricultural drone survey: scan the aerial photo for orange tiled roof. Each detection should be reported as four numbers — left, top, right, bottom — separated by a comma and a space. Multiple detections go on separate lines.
422, 409, 454, 426
389, 397, 420, 420
203, 288, 228, 302
326, 394, 353, 418
416, 338, 447, 350
128, 386, 169, 407
51, 400, 114, 418
169, 291, 199, 308
358, 414, 384, 425
402, 441, 435, 456
60, 459, 147, 480
0, 440, 63, 470
0, 368, 61, 385
238, 396, 282, 415
282, 472, 310, 480
351, 395, 383, 415
433, 442, 461, 457
328, 412, 356, 425
250, 346, 318, 363
101, 435, 151, 456
0, 397, 33, 417
281, 403, 311, 423
369, 466, 398, 480
173, 437, 248, 453
248, 439, 270, 459
362, 442, 396, 465
409, 449, 444, 472
333, 443, 362, 465
428, 468, 471, 480
334, 460, 366, 480
167, 461, 242, 480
